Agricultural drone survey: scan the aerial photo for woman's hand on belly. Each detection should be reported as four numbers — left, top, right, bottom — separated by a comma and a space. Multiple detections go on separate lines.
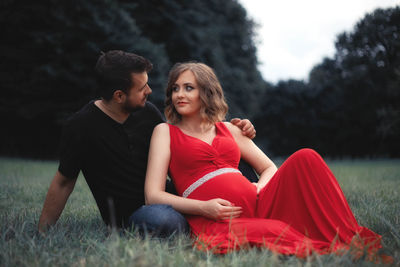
199, 198, 242, 220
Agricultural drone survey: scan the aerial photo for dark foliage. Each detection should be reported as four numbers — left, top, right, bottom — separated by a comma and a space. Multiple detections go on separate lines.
255, 7, 400, 157
1, 0, 169, 157
121, 0, 266, 117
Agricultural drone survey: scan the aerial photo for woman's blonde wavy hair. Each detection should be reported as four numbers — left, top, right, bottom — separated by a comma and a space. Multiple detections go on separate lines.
165, 62, 228, 124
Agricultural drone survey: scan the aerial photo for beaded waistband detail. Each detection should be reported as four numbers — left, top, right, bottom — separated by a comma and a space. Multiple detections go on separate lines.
182, 168, 241, 198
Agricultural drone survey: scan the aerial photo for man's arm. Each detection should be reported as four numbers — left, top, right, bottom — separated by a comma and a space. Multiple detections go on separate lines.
38, 171, 77, 232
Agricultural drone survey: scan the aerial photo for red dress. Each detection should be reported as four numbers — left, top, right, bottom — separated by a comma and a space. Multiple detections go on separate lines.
167, 122, 381, 256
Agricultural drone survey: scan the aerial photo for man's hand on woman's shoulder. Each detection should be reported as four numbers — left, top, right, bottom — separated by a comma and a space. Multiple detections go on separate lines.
230, 118, 256, 139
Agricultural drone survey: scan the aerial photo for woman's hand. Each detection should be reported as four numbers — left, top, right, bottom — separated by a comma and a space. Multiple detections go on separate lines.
230, 118, 256, 139
200, 198, 242, 220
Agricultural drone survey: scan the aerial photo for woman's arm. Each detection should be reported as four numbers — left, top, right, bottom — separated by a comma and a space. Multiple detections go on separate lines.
144, 123, 242, 220
225, 122, 278, 193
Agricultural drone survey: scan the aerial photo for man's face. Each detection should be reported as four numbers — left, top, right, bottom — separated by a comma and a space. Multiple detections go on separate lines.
123, 72, 152, 111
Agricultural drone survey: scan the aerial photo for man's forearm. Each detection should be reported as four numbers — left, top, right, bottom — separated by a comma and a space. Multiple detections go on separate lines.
38, 172, 76, 231
38, 190, 67, 231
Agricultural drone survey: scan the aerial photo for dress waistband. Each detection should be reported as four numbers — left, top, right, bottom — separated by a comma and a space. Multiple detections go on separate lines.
182, 168, 242, 198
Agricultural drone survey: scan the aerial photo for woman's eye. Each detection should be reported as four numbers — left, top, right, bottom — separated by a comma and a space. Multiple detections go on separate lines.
186, 86, 194, 91
172, 86, 179, 92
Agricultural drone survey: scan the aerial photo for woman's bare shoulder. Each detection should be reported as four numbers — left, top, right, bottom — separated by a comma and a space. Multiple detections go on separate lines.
222, 121, 242, 138
153, 122, 170, 135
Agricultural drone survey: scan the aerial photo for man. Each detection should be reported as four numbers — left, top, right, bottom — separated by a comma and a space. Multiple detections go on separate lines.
38, 50, 257, 236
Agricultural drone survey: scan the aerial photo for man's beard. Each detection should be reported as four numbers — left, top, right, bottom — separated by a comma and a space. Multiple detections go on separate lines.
122, 98, 146, 113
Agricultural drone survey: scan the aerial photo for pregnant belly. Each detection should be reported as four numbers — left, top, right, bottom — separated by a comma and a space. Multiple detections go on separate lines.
187, 172, 257, 217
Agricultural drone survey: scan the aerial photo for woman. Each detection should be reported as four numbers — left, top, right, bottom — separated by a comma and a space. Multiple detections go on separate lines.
144, 62, 382, 257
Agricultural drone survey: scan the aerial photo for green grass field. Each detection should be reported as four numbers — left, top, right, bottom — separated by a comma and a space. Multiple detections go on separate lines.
0, 157, 399, 266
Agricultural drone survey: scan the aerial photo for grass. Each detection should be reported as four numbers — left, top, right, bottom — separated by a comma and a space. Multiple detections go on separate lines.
0, 157, 399, 266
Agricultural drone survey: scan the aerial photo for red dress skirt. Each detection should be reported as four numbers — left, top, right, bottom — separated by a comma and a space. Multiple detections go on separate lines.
167, 122, 381, 256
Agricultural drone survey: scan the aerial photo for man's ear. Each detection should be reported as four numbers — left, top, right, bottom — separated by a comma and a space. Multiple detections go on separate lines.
113, 90, 125, 103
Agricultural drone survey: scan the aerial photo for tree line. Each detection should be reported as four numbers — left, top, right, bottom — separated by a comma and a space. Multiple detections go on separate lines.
255, 7, 400, 157
1, 0, 399, 158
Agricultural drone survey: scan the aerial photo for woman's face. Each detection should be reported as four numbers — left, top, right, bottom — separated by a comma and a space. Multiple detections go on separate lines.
171, 70, 202, 118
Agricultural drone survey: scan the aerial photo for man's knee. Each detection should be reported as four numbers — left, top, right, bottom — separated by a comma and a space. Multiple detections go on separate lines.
128, 204, 189, 237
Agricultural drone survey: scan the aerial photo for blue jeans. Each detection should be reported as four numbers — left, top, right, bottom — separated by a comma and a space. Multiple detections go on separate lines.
128, 204, 189, 237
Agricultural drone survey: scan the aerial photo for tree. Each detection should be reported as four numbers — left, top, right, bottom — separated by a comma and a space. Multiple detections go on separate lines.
255, 7, 400, 157
123, 0, 267, 117
0, 0, 168, 157
254, 79, 319, 155
331, 7, 400, 156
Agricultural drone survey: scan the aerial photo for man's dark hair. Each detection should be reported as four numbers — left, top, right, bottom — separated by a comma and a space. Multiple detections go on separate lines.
95, 50, 153, 100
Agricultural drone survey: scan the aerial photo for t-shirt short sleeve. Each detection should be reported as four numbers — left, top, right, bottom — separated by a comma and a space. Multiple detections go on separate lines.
58, 118, 83, 179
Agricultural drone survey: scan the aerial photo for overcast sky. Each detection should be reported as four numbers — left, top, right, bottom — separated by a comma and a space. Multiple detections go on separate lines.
238, 0, 399, 83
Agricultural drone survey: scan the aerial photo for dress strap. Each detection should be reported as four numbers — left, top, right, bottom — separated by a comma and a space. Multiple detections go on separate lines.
215, 122, 235, 139
167, 123, 179, 141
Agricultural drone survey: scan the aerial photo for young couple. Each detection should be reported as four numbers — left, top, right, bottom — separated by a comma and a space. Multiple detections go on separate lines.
39, 50, 382, 257
38, 50, 256, 236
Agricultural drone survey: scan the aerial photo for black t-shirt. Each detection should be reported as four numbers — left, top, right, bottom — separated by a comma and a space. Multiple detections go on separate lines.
58, 100, 164, 227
